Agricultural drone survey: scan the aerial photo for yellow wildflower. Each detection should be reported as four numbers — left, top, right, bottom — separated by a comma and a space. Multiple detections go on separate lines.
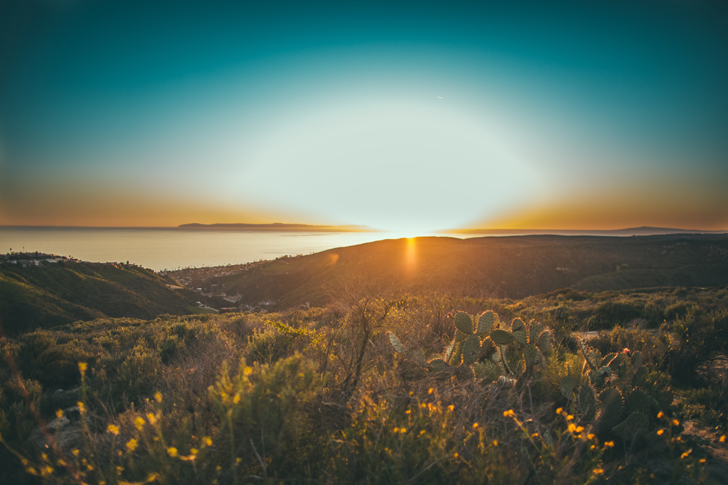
493, 440, 498, 446
720, 435, 726, 443
56, 409, 63, 419
503, 409, 515, 418
154, 392, 163, 403
428, 388, 434, 394
233, 394, 241, 404
448, 405, 454, 412
243, 366, 253, 376
657, 411, 664, 419
657, 429, 664, 436
566, 415, 574, 421
72, 449, 80, 457
680, 449, 692, 459
77, 402, 85, 414
134, 417, 145, 430
107, 425, 120, 435
556, 407, 563, 415
472, 423, 479, 429
146, 413, 157, 425
672, 419, 680, 426
204, 437, 213, 446
453, 452, 459, 459
593, 468, 604, 475
605, 441, 614, 448
167, 447, 178, 457
126, 439, 138, 452
78, 362, 87, 373
587, 434, 596, 440
568, 423, 577, 433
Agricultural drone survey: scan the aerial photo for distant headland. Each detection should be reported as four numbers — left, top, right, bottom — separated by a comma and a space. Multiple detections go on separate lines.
441, 226, 727, 236
177, 223, 380, 232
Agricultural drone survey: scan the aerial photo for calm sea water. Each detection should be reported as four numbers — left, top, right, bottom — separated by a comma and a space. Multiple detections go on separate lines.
0, 228, 435, 271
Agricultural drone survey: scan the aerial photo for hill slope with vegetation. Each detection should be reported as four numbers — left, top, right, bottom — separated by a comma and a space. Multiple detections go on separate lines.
1, 286, 727, 483
170, 234, 728, 310
0, 261, 204, 335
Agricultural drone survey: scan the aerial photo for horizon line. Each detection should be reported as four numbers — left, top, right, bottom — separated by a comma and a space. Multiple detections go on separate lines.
2, 224, 727, 235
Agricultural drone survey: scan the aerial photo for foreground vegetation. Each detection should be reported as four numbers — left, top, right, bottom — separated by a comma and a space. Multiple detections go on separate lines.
2, 285, 727, 483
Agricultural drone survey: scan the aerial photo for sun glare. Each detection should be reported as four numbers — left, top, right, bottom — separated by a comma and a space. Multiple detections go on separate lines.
404, 237, 418, 274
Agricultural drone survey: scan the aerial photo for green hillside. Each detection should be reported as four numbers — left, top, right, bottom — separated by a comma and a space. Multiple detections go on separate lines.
171, 234, 728, 310
0, 261, 201, 335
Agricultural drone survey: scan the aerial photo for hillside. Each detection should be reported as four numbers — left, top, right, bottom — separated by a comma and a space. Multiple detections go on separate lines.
169, 234, 728, 310
0, 261, 204, 335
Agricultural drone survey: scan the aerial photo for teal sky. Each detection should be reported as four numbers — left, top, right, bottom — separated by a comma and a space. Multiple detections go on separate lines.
1, 0, 727, 232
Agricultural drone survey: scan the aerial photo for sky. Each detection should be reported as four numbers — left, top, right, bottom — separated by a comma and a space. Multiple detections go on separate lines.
1, 0, 727, 234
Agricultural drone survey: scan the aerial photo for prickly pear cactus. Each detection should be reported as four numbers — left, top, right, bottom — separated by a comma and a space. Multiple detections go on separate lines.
571, 342, 681, 446
386, 311, 554, 384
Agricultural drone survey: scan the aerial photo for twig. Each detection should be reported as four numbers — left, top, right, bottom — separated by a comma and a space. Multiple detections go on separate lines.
250, 439, 267, 479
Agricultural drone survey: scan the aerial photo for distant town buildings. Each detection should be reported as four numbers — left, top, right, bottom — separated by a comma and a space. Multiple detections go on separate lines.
1, 252, 78, 267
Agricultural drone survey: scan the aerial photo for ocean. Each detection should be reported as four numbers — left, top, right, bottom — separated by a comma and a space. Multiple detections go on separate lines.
0, 227, 427, 271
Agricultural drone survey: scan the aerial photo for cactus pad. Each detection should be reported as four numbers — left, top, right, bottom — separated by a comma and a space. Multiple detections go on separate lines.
578, 339, 597, 371
601, 353, 617, 367
490, 329, 514, 346
455, 312, 473, 334
577, 385, 597, 422
474, 360, 499, 381
632, 367, 648, 387
387, 332, 405, 353
631, 351, 643, 368
426, 359, 454, 379
537, 330, 552, 355
560, 375, 577, 400
530, 322, 546, 344
612, 411, 648, 442
448, 341, 463, 366
607, 353, 625, 371
462, 334, 482, 365
511, 318, 527, 344
625, 389, 650, 415
597, 388, 624, 435
443, 338, 456, 362
524, 343, 540, 366
455, 329, 470, 342
477, 311, 496, 334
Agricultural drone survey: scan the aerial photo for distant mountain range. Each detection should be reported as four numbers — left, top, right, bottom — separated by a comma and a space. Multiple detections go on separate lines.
442, 226, 727, 236
178, 223, 378, 232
